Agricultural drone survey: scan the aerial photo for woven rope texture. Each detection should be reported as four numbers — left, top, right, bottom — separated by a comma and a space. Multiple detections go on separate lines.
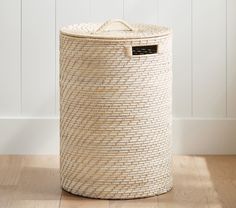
60, 20, 172, 199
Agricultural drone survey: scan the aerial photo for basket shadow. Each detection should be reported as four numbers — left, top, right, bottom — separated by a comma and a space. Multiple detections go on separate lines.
157, 155, 236, 207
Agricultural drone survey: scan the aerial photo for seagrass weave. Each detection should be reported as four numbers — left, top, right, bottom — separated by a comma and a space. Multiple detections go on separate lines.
60, 19, 172, 199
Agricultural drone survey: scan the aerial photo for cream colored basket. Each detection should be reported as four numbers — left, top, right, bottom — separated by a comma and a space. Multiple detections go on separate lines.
60, 19, 172, 199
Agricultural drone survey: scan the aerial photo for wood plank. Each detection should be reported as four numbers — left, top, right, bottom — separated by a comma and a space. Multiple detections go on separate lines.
227, 0, 236, 117
90, 0, 123, 22
157, 156, 209, 208
196, 156, 236, 208
0, 156, 23, 201
22, 0, 56, 116
60, 190, 109, 208
15, 156, 60, 200
159, 0, 192, 117
5, 200, 59, 208
124, 0, 158, 24
0, 156, 235, 207
192, 0, 226, 117
0, 156, 61, 208
109, 196, 158, 208
0, 0, 21, 116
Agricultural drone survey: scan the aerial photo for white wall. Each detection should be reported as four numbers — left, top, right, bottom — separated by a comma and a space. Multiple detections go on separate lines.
0, 0, 236, 154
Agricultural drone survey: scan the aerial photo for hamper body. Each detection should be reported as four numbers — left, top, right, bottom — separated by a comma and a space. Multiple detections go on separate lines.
60, 21, 172, 199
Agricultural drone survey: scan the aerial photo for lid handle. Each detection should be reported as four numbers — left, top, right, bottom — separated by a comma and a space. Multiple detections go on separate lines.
94, 19, 135, 33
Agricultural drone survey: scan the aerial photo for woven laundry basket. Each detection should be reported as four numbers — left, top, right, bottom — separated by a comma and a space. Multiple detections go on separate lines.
60, 19, 172, 199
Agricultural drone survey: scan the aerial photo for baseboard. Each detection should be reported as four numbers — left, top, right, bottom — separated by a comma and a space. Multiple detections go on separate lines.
0, 117, 235, 154
0, 117, 59, 154
173, 118, 236, 154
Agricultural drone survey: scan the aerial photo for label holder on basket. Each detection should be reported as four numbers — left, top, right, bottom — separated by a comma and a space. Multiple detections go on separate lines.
132, 45, 158, 55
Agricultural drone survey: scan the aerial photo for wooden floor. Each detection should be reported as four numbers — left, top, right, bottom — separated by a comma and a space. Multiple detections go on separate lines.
0, 156, 235, 208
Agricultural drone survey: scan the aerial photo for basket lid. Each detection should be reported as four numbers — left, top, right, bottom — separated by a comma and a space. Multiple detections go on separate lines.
60, 19, 171, 39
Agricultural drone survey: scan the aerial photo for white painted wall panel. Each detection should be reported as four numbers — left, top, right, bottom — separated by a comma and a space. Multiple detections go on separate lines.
192, 0, 226, 117
124, 0, 158, 24
0, 0, 21, 116
57, 0, 90, 27
158, 0, 172, 27
22, 0, 55, 116
159, 0, 192, 117
56, 0, 90, 115
91, 0, 123, 22
227, 0, 236, 117
1, 0, 236, 154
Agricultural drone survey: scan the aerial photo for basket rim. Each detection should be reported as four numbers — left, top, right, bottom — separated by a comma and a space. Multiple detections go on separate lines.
60, 31, 172, 42
60, 22, 172, 40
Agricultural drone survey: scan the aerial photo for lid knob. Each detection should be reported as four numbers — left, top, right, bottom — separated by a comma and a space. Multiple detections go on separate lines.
94, 19, 135, 33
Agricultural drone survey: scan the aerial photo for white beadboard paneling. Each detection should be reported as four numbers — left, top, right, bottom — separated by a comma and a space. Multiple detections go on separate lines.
90, 0, 123, 22
124, 0, 158, 24
158, 0, 172, 27
22, 0, 55, 116
56, 0, 90, 115
227, 0, 236, 117
159, 0, 192, 117
57, 0, 90, 27
0, 0, 21, 116
1, 0, 236, 156
192, 0, 226, 117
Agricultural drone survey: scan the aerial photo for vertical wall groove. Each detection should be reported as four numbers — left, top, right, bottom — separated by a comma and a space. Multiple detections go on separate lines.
122, 0, 124, 19
227, 0, 236, 117
190, 0, 193, 116
20, 0, 23, 115
156, 0, 159, 24
225, 0, 228, 117
55, 0, 57, 116
89, 0, 92, 21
